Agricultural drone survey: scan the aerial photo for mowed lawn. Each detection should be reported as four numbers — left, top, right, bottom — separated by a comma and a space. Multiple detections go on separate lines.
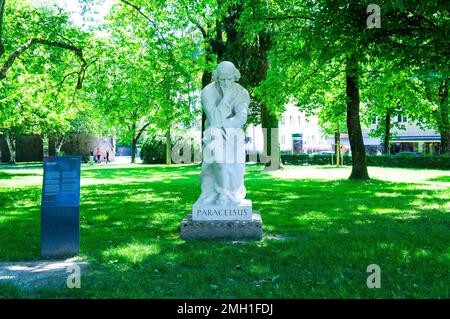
0, 164, 449, 298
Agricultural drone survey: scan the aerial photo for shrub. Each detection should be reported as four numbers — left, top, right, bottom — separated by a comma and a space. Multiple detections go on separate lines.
140, 131, 199, 164
366, 154, 450, 169
281, 153, 450, 170
140, 134, 166, 164
281, 154, 352, 165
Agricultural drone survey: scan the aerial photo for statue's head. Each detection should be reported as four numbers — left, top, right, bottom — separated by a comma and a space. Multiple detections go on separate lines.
212, 61, 241, 90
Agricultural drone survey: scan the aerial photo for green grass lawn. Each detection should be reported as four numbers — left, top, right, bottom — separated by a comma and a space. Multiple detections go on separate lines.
0, 164, 449, 298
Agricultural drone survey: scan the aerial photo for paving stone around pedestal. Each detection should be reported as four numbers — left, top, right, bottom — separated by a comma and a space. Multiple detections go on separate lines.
180, 212, 263, 240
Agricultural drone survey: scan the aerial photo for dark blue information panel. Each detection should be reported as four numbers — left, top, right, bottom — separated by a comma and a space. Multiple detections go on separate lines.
41, 156, 81, 258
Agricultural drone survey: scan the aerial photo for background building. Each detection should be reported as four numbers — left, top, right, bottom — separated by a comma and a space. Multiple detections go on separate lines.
363, 115, 441, 154
246, 103, 329, 154
245, 106, 441, 155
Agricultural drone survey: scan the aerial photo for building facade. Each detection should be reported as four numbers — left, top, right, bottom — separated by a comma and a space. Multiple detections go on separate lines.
244, 106, 441, 155
192, 102, 441, 156
245, 103, 329, 154
362, 115, 441, 154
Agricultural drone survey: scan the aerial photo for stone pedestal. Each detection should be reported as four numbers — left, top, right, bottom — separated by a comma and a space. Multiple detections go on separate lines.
180, 212, 263, 240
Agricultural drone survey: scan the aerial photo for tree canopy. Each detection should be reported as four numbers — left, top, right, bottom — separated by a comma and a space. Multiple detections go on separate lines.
0, 0, 448, 178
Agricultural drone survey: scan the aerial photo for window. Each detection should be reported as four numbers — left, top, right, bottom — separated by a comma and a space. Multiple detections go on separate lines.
281, 116, 285, 126
290, 116, 293, 125
397, 113, 408, 123
281, 135, 286, 144
298, 116, 301, 126
372, 116, 378, 125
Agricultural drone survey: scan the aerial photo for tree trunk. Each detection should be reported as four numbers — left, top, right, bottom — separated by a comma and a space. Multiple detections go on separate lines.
4, 130, 16, 164
438, 78, 449, 154
261, 103, 280, 169
56, 140, 64, 155
383, 111, 391, 154
48, 136, 56, 156
425, 78, 449, 154
166, 126, 171, 165
41, 135, 48, 158
200, 16, 224, 143
440, 132, 450, 154
215, 18, 225, 61
201, 70, 211, 141
258, 31, 280, 170
131, 138, 137, 164
334, 129, 341, 166
346, 55, 369, 180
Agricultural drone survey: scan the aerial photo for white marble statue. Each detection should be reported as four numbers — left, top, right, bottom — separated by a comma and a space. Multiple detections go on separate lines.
196, 61, 250, 206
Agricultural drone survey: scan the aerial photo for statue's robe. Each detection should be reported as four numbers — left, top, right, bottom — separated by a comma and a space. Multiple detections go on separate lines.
197, 81, 250, 204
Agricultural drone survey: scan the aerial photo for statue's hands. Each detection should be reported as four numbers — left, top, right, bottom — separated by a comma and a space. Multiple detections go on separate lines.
218, 87, 234, 119
221, 86, 235, 104
218, 100, 232, 119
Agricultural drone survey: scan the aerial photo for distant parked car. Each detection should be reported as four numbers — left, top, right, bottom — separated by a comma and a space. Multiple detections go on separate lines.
396, 151, 421, 157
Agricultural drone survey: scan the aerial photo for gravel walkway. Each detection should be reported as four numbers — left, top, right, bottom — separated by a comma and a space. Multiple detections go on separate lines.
0, 257, 88, 290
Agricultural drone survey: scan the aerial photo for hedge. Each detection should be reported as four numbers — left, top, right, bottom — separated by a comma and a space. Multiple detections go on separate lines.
140, 134, 166, 164
140, 131, 199, 164
280, 154, 450, 170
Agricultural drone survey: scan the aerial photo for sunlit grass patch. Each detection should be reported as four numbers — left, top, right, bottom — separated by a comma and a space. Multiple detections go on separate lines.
103, 242, 161, 264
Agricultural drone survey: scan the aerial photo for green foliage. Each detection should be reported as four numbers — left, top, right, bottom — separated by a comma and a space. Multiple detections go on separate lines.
1, 0, 449, 162
366, 154, 450, 170
84, 0, 205, 161
0, 0, 94, 141
140, 130, 197, 164
360, 57, 434, 139
281, 154, 349, 166
240, 0, 449, 163
140, 134, 167, 164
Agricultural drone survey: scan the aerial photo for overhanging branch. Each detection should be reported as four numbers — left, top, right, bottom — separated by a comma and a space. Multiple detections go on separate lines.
0, 38, 87, 89
120, 0, 160, 33
257, 15, 315, 22
119, 0, 173, 48
0, 0, 5, 57
135, 122, 151, 141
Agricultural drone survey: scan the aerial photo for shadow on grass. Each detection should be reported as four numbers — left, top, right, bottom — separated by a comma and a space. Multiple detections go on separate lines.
0, 171, 42, 180
309, 165, 351, 169
0, 165, 448, 298
426, 176, 450, 183
0, 283, 22, 298
81, 164, 203, 182
0, 164, 43, 170
0, 172, 14, 180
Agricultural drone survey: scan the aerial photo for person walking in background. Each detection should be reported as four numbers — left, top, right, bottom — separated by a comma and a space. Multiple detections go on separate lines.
106, 150, 110, 164
96, 147, 101, 163
89, 150, 95, 165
